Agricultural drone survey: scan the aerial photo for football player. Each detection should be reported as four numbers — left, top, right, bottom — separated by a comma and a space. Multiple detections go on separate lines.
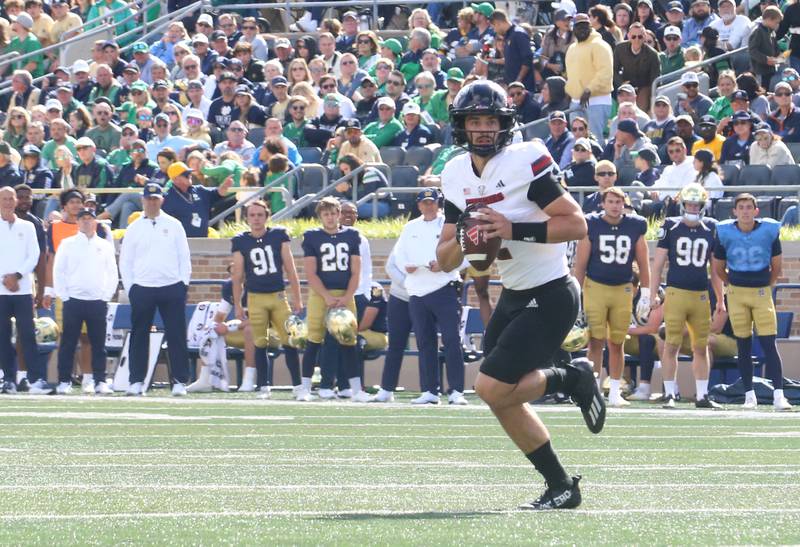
436, 81, 605, 511
712, 193, 791, 411
229, 200, 305, 400
300, 197, 371, 402
573, 186, 651, 407
648, 184, 724, 409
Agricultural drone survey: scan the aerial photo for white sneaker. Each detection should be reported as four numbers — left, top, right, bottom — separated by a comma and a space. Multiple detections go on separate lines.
293, 386, 315, 402
448, 391, 469, 405
81, 379, 95, 394
742, 392, 758, 410
351, 390, 371, 403
28, 379, 54, 395
94, 381, 114, 395
608, 394, 631, 408
237, 380, 256, 392
257, 386, 271, 400
126, 382, 144, 396
774, 396, 793, 411
56, 382, 72, 395
171, 383, 187, 397
411, 391, 440, 405
337, 388, 353, 399
369, 388, 394, 403
626, 386, 651, 401
318, 388, 337, 400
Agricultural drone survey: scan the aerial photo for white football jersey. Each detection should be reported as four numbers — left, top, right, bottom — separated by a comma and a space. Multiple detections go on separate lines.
441, 141, 569, 290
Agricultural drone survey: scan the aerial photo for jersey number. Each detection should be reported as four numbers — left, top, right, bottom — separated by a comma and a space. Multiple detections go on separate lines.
250, 246, 277, 275
320, 242, 350, 272
675, 237, 709, 267
598, 235, 631, 265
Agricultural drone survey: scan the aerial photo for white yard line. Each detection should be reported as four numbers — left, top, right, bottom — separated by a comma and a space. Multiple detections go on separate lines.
0, 508, 798, 521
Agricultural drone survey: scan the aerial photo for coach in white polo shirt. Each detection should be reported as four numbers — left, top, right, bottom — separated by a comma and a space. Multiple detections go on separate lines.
53, 208, 118, 395
0, 187, 40, 394
393, 188, 467, 405
119, 183, 192, 396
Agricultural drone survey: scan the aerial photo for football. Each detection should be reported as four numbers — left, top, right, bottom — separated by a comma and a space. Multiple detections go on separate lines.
460, 208, 502, 271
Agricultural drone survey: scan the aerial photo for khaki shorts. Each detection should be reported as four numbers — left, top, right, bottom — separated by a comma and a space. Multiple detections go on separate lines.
306, 290, 357, 345
247, 291, 292, 349
663, 287, 711, 349
583, 278, 633, 344
727, 285, 777, 338
361, 329, 388, 351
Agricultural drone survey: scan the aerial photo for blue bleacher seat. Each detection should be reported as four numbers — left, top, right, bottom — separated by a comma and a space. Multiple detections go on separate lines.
298, 147, 323, 164
404, 147, 434, 173
720, 163, 739, 187
390, 165, 419, 187
770, 164, 800, 187
380, 146, 406, 167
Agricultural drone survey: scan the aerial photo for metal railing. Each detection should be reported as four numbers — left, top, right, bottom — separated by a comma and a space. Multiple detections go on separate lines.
209, 164, 303, 226
566, 184, 800, 206
650, 46, 748, 109
273, 162, 384, 220
116, 0, 207, 53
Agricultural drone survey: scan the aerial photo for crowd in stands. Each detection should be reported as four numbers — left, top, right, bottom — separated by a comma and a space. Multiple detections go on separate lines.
0, 0, 799, 229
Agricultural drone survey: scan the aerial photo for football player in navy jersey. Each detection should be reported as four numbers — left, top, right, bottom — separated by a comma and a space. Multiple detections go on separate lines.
436, 81, 605, 511
230, 200, 306, 400
300, 197, 371, 402
574, 186, 651, 407
649, 184, 724, 409
713, 193, 791, 411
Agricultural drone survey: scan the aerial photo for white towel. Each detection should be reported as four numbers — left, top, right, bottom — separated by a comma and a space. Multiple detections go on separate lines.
198, 326, 230, 392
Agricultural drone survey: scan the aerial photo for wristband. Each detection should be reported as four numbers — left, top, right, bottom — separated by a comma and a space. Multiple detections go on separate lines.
14, 272, 22, 280
44, 287, 55, 298
511, 222, 547, 243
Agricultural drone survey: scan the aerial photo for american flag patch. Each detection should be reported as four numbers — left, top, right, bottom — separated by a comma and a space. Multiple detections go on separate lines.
531, 155, 553, 177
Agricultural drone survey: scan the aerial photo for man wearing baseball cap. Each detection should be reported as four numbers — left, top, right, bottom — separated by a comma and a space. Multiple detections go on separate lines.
6, 12, 46, 77
119, 182, 192, 396
564, 12, 613, 145
19, 145, 52, 215
128, 41, 164, 85
74, 137, 114, 201
303, 93, 346, 149
691, 114, 725, 158
675, 71, 712, 122
393, 102, 434, 148
0, 142, 23, 187
545, 111, 575, 170
339, 119, 381, 163
426, 68, 466, 125
392, 187, 467, 405
364, 97, 404, 148
720, 110, 755, 164
613, 119, 660, 170
711, 0, 751, 50
659, 26, 685, 76
162, 161, 233, 238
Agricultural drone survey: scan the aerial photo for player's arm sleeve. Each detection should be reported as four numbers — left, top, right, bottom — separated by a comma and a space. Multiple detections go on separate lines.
443, 199, 462, 224
349, 232, 361, 256
301, 233, 315, 256
772, 237, 782, 256
526, 170, 567, 210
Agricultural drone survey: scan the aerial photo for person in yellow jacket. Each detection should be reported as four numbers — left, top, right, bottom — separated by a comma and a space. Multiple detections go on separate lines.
564, 14, 614, 146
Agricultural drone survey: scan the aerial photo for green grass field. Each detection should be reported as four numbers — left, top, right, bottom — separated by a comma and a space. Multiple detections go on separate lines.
0, 392, 798, 545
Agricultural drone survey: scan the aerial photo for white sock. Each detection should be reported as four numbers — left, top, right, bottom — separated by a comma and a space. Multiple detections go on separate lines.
745, 389, 756, 400
774, 389, 784, 401
664, 380, 676, 397
596, 377, 602, 391
82, 373, 93, 383
609, 379, 620, 399
638, 383, 651, 395
301, 377, 311, 391
349, 377, 363, 393
696, 379, 709, 399
654, 360, 662, 369
16, 371, 27, 382
243, 367, 256, 384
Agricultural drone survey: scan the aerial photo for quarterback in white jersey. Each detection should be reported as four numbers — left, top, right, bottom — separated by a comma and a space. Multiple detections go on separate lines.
435, 81, 606, 511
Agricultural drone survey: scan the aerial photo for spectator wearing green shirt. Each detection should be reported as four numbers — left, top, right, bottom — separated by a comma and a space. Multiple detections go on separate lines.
262, 154, 295, 214
41, 119, 78, 170
117, 81, 156, 125
283, 97, 310, 148
659, 26, 686, 78
85, 103, 122, 155
706, 70, 738, 121
107, 124, 139, 170
3, 13, 46, 78
364, 97, 404, 148
85, 0, 137, 46
412, 72, 439, 122
427, 68, 464, 126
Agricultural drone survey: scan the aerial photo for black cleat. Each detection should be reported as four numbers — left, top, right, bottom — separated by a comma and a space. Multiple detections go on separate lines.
519, 475, 582, 510
662, 394, 677, 409
695, 396, 722, 409
568, 358, 606, 434
16, 378, 29, 392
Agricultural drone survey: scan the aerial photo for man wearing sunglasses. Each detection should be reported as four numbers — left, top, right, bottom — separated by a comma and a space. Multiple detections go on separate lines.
612, 22, 660, 110
766, 81, 800, 141
675, 71, 712, 123
100, 140, 157, 227
659, 25, 685, 77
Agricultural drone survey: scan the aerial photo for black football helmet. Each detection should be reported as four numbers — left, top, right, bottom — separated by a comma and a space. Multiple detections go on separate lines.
449, 81, 516, 157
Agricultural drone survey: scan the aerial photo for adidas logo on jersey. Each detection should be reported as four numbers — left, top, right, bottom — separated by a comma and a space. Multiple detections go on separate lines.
496, 180, 505, 188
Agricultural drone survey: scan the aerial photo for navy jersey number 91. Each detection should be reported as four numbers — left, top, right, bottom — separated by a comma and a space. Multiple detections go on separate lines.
231, 227, 290, 294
